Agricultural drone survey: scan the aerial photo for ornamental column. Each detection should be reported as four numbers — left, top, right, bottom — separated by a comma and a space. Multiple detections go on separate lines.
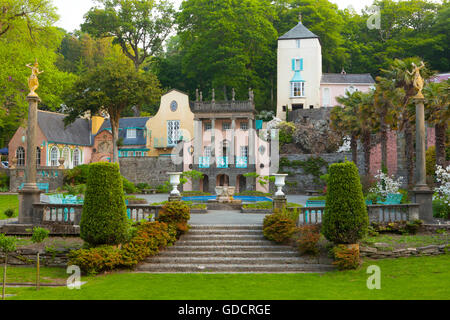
230, 118, 236, 165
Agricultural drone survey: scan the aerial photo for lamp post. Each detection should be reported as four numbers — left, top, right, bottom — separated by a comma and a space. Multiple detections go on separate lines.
18, 60, 43, 224
272, 174, 288, 212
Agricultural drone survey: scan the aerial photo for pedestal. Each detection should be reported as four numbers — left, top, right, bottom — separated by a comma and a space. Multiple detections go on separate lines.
273, 196, 287, 212
18, 187, 42, 224
412, 189, 434, 223
168, 195, 182, 202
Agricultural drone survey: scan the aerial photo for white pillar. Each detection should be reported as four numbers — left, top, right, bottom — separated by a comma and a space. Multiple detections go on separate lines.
194, 119, 202, 165
249, 118, 255, 166
230, 118, 236, 165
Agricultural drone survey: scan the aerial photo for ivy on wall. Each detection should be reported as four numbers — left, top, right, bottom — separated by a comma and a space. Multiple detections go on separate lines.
280, 157, 328, 185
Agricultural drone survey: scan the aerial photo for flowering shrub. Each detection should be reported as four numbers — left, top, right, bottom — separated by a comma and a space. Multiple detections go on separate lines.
434, 165, 450, 205
370, 170, 404, 199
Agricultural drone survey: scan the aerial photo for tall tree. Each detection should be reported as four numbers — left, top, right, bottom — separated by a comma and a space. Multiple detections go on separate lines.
424, 80, 450, 167
63, 49, 162, 163
176, 0, 278, 110
81, 0, 175, 71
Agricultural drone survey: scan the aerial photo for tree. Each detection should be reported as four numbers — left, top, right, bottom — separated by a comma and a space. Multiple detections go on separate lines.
322, 161, 368, 244
176, 0, 278, 110
0, 0, 57, 38
81, 0, 175, 71
424, 80, 449, 167
63, 48, 162, 163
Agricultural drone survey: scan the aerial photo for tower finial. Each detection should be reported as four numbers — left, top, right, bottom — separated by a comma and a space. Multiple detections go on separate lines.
299, 13, 302, 24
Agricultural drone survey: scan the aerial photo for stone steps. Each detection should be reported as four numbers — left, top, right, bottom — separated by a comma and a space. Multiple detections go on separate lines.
136, 225, 334, 273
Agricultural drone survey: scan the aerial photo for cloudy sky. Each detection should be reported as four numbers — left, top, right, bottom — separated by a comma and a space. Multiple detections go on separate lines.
53, 0, 376, 32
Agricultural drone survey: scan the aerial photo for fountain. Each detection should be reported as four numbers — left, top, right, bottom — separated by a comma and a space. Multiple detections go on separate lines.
206, 185, 242, 210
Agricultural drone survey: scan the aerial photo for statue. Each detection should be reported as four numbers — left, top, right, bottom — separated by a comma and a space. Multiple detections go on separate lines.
407, 61, 425, 99
26, 59, 44, 97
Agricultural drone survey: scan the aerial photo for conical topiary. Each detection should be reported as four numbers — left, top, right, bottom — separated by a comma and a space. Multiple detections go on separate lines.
322, 161, 368, 244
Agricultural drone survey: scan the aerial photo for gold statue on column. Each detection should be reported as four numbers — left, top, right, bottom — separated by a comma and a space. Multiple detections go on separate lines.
407, 61, 425, 99
26, 59, 44, 97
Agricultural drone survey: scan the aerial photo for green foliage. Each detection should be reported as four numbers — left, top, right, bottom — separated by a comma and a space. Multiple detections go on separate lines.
181, 170, 204, 185
156, 181, 171, 193
235, 190, 271, 197
122, 177, 137, 194
157, 201, 191, 238
64, 184, 86, 196
278, 121, 295, 145
0, 234, 16, 253
80, 162, 129, 246
370, 220, 424, 235
426, 146, 436, 177
297, 225, 321, 255
243, 201, 272, 210
30, 227, 50, 244
322, 161, 369, 244
3, 208, 14, 218
332, 245, 360, 271
0, 173, 9, 189
182, 191, 212, 196
263, 210, 297, 243
68, 245, 123, 275
433, 199, 450, 219
280, 157, 328, 185
63, 165, 91, 185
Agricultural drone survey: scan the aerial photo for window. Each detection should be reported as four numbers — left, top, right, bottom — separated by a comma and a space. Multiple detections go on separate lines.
204, 146, 211, 157
16, 147, 25, 166
291, 82, 305, 97
240, 122, 248, 131
222, 122, 231, 131
240, 146, 249, 158
50, 147, 59, 166
36, 147, 41, 166
296, 40, 301, 48
167, 120, 180, 146
135, 151, 143, 157
127, 129, 136, 139
292, 58, 303, 71
63, 147, 71, 169
292, 104, 304, 110
323, 87, 331, 106
73, 149, 80, 167
204, 123, 212, 131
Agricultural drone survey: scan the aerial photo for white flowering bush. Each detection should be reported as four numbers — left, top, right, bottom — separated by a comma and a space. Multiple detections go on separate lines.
434, 165, 450, 205
369, 170, 404, 199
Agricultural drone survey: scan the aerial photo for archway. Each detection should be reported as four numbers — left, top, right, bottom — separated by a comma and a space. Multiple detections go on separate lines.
236, 175, 246, 193
216, 174, 229, 186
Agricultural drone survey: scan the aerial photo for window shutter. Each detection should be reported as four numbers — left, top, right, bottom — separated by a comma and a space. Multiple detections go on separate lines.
292, 59, 295, 71
300, 58, 304, 71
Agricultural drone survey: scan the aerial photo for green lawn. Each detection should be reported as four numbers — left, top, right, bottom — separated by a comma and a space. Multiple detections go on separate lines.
4, 254, 450, 300
0, 194, 19, 219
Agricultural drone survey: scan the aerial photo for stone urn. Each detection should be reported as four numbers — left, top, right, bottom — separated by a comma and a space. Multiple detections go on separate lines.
273, 174, 288, 197
226, 186, 235, 201
168, 172, 182, 196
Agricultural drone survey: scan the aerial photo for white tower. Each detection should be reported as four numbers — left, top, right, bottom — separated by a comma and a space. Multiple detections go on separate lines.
276, 16, 322, 120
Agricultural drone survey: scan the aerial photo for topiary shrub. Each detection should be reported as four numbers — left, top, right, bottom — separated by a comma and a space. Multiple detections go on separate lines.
80, 162, 129, 246
3, 208, 14, 218
157, 201, 191, 238
263, 210, 297, 243
322, 161, 369, 244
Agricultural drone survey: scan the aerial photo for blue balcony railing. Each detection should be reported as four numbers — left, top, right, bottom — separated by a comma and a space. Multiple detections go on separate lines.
199, 157, 210, 168
235, 156, 248, 168
217, 157, 228, 168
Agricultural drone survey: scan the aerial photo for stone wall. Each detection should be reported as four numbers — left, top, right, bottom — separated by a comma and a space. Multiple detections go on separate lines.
119, 156, 180, 186
280, 152, 365, 194
360, 244, 448, 259
9, 167, 65, 192
0, 248, 70, 267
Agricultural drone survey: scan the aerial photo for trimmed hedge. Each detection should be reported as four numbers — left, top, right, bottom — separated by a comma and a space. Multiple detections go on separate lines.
322, 161, 368, 244
80, 162, 129, 246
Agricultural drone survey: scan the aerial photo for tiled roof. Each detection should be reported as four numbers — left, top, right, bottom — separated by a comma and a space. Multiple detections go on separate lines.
38, 111, 92, 146
321, 73, 375, 84
98, 117, 150, 146
278, 22, 319, 40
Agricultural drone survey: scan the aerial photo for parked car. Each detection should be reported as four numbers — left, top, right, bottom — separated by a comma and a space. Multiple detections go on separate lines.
1, 161, 8, 168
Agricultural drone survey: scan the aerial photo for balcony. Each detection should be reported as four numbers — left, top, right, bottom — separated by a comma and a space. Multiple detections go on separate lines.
197, 156, 250, 169
217, 157, 228, 168
199, 157, 210, 168
235, 156, 248, 168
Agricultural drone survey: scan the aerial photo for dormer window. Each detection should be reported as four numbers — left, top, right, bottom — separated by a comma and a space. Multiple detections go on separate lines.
127, 129, 136, 139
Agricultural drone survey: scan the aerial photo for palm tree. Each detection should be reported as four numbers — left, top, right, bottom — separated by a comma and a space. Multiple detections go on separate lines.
379, 58, 433, 186
424, 80, 449, 167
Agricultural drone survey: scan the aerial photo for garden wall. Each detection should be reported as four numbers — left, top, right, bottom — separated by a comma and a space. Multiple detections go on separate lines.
0, 248, 70, 267
9, 168, 65, 192
119, 156, 180, 186
280, 152, 365, 194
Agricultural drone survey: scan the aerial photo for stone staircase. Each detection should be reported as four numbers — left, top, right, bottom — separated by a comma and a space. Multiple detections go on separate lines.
135, 225, 335, 273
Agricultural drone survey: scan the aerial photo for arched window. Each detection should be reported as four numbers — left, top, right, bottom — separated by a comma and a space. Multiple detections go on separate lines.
16, 147, 25, 166
62, 147, 71, 169
50, 147, 59, 166
73, 148, 81, 167
36, 147, 41, 166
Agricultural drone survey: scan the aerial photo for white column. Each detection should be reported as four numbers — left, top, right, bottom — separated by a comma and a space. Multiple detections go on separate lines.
230, 118, 236, 165
194, 119, 202, 165
248, 118, 255, 166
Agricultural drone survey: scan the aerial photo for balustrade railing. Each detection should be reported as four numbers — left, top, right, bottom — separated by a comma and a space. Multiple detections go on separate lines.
296, 204, 420, 226
33, 203, 162, 225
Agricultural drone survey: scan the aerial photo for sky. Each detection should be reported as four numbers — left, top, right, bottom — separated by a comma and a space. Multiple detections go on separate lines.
53, 0, 376, 32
